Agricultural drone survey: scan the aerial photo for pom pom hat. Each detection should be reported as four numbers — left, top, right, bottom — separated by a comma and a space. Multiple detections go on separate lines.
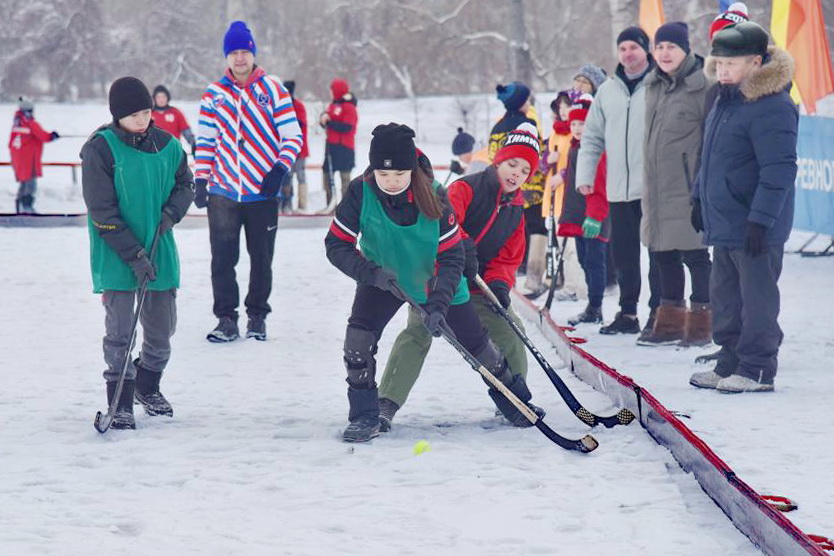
493, 122, 540, 178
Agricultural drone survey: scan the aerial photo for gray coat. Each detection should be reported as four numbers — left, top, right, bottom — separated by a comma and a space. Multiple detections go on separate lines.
642, 53, 714, 251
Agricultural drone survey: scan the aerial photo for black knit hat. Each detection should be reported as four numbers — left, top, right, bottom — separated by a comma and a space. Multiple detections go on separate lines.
152, 85, 170, 101
655, 22, 690, 54
710, 21, 769, 58
109, 77, 153, 121
451, 128, 475, 156
617, 26, 651, 53
369, 123, 417, 170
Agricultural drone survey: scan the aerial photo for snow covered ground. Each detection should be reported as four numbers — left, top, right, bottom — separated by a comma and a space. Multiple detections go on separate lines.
1, 98, 832, 554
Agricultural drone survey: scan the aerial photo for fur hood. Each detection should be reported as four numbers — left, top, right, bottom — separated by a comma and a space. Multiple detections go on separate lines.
705, 46, 795, 101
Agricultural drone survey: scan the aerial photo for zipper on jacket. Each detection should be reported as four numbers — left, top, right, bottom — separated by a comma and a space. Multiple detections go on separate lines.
234, 86, 244, 203
474, 187, 505, 244
624, 96, 631, 201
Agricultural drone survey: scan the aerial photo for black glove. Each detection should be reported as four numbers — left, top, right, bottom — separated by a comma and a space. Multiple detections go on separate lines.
50, 131, 60, 140
490, 281, 511, 309
744, 222, 767, 258
129, 249, 157, 283
463, 239, 479, 280
449, 159, 465, 175
158, 209, 176, 235
261, 163, 289, 198
691, 200, 704, 233
422, 305, 447, 337
194, 179, 208, 209
371, 268, 401, 298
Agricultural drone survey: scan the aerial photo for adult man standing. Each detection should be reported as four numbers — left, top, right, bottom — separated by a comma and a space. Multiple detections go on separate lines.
689, 22, 797, 393
8, 98, 59, 213
576, 26, 660, 337
194, 20, 303, 343
152, 85, 196, 155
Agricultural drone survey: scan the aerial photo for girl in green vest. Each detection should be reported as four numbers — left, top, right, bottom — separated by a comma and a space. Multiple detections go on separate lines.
325, 123, 543, 443
81, 77, 194, 430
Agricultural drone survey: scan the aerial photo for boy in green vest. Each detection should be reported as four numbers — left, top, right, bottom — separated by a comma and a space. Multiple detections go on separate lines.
81, 77, 194, 430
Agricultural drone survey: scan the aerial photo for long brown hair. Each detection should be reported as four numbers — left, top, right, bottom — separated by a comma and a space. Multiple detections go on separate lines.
365, 165, 444, 220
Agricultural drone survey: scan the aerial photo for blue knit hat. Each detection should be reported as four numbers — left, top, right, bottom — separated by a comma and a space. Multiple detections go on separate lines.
496, 81, 531, 111
223, 21, 256, 57
655, 21, 690, 54
452, 128, 475, 156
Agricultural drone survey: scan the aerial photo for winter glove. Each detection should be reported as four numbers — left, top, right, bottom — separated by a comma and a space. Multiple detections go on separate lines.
691, 201, 704, 233
194, 179, 208, 209
129, 249, 157, 283
449, 159, 465, 175
581, 217, 602, 239
158, 209, 176, 235
744, 222, 768, 258
462, 238, 479, 280
261, 163, 290, 199
490, 281, 512, 309
421, 305, 448, 337
50, 131, 60, 140
370, 267, 402, 298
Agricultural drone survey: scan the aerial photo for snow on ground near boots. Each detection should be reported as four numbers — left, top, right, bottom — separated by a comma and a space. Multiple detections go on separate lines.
0, 226, 788, 556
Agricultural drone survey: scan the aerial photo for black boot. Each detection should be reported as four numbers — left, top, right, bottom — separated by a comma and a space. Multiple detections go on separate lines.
344, 386, 381, 443
378, 397, 400, 433
134, 360, 173, 417
475, 341, 544, 427
106, 381, 136, 430
568, 304, 603, 326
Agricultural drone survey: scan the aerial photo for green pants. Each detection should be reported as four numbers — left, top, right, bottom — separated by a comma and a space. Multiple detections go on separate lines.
378, 294, 528, 408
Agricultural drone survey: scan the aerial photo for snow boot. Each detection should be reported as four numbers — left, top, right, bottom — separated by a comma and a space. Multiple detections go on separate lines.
716, 374, 774, 393
207, 316, 239, 343
679, 304, 712, 347
344, 386, 381, 443
600, 311, 640, 335
246, 315, 266, 341
134, 360, 173, 417
689, 358, 735, 389
635, 308, 658, 343
378, 397, 400, 433
636, 303, 686, 346
106, 380, 136, 430
568, 304, 603, 326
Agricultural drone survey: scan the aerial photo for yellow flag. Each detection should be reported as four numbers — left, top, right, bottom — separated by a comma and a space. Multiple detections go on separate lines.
639, 0, 665, 41
770, 0, 804, 107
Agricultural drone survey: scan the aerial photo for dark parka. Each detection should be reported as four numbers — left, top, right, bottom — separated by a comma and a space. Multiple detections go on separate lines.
642, 53, 714, 251
694, 47, 798, 247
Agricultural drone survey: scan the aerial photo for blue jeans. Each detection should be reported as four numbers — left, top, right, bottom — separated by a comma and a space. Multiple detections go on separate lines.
575, 237, 607, 308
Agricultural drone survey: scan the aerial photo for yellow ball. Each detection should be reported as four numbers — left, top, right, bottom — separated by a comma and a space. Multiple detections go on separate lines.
412, 440, 431, 455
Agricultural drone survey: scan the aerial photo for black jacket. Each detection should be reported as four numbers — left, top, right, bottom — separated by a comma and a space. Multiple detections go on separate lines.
80, 121, 194, 262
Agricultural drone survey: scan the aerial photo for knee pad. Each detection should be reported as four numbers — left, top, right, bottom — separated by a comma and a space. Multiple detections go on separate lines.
344, 326, 377, 388
473, 340, 511, 385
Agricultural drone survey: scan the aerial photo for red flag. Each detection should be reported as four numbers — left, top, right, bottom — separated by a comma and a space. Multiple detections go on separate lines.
787, 0, 834, 114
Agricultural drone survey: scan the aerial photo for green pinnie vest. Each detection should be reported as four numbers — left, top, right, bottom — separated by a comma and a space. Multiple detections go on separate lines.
87, 128, 183, 293
359, 181, 469, 305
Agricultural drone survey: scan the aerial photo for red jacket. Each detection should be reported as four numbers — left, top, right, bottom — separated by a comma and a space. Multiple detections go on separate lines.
151, 106, 191, 139
558, 140, 609, 241
325, 79, 357, 150
8, 110, 54, 182
292, 98, 309, 158
447, 166, 526, 290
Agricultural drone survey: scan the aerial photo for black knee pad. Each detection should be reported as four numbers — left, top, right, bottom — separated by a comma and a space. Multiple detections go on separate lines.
473, 340, 511, 385
343, 326, 377, 388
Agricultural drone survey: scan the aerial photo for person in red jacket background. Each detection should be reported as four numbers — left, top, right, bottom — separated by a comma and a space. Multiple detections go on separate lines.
319, 78, 357, 211
152, 85, 196, 155
283, 80, 309, 212
8, 97, 59, 213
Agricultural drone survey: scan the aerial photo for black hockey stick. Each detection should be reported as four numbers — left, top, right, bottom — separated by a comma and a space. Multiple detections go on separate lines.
542, 237, 567, 311
94, 229, 162, 433
394, 284, 597, 453
475, 275, 635, 429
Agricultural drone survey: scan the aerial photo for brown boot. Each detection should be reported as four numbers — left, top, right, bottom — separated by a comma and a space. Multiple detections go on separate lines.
636, 304, 686, 346
679, 304, 712, 347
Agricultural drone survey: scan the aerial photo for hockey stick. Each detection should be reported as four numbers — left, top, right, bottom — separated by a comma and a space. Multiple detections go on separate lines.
94, 229, 162, 433
393, 284, 597, 453
475, 275, 635, 429
542, 237, 568, 311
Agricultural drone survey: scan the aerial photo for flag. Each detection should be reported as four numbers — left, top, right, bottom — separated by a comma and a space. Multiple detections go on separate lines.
718, 0, 732, 10
786, 0, 834, 114
771, 0, 804, 106
639, 0, 665, 41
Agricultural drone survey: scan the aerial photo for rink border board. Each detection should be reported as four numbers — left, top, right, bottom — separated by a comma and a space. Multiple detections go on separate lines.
0, 213, 333, 229
513, 293, 827, 556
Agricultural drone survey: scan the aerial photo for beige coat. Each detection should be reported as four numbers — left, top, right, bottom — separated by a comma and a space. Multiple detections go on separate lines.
642, 53, 714, 251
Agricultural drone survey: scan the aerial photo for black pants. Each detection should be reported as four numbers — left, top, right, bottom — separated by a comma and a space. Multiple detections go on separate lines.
712, 246, 784, 383
654, 249, 711, 304
348, 284, 490, 381
609, 200, 660, 315
575, 237, 607, 308
207, 195, 279, 320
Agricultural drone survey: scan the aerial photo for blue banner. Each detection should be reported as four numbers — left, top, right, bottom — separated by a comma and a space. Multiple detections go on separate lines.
794, 115, 834, 235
